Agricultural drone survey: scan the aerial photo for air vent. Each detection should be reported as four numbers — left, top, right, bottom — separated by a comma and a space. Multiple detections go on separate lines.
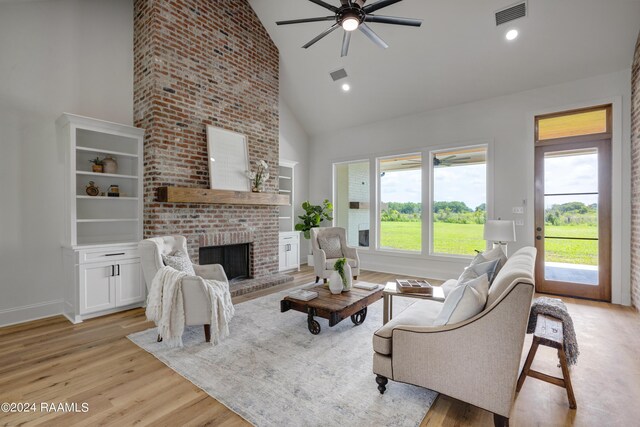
495, 1, 527, 26
329, 68, 348, 82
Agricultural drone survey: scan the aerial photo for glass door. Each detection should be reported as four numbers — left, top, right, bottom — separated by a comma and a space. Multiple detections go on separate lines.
534, 106, 611, 301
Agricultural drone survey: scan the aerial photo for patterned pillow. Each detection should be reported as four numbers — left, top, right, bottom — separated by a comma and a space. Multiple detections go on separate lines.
318, 236, 343, 259
459, 258, 500, 285
162, 251, 196, 276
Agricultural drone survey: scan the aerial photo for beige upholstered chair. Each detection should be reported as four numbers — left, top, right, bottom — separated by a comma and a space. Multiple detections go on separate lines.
139, 235, 229, 342
373, 247, 537, 427
311, 227, 360, 283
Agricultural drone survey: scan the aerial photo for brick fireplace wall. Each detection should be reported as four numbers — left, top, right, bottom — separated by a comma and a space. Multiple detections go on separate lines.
631, 31, 640, 309
133, 0, 280, 277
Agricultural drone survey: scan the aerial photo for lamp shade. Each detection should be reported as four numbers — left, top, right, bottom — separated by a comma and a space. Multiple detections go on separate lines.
483, 220, 516, 242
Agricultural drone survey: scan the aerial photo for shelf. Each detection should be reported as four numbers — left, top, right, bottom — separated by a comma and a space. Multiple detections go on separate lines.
76, 146, 138, 158
279, 190, 291, 193
278, 175, 292, 180
77, 171, 138, 180
278, 216, 291, 220
77, 218, 140, 223
157, 186, 290, 206
76, 196, 139, 200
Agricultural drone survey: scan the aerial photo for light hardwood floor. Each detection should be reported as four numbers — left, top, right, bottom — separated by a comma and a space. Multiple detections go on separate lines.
1, 266, 639, 426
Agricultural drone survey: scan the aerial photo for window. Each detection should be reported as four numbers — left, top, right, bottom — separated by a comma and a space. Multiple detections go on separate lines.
378, 154, 422, 252
333, 161, 370, 247
536, 106, 609, 141
431, 146, 487, 256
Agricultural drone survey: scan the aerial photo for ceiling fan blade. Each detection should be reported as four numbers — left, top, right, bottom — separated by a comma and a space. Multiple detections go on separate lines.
359, 23, 389, 49
308, 0, 339, 13
302, 23, 340, 49
363, 0, 403, 14
365, 15, 422, 27
341, 31, 351, 57
276, 16, 336, 25
355, 0, 367, 6
440, 155, 456, 161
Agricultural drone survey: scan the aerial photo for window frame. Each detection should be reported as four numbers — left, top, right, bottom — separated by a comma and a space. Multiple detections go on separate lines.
332, 159, 371, 251
428, 143, 491, 258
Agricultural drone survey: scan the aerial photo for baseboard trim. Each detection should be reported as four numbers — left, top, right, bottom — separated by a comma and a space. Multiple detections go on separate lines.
0, 299, 64, 328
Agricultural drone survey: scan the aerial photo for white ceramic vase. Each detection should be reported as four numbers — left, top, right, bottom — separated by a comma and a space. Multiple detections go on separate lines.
328, 270, 343, 294
343, 263, 353, 291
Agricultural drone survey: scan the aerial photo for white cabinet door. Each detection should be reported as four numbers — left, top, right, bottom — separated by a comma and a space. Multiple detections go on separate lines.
285, 241, 299, 270
115, 259, 145, 306
278, 243, 287, 271
79, 262, 116, 314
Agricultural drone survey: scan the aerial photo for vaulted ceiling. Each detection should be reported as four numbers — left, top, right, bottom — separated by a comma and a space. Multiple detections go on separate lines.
248, 0, 640, 136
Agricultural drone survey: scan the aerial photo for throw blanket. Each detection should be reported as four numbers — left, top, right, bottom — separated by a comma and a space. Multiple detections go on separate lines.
146, 266, 235, 347
527, 297, 579, 365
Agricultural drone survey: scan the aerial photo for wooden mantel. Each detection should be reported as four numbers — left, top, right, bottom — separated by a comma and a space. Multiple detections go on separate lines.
157, 186, 290, 206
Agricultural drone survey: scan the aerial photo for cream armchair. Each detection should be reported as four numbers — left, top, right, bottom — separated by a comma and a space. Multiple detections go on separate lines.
311, 227, 360, 283
139, 235, 229, 342
373, 247, 536, 427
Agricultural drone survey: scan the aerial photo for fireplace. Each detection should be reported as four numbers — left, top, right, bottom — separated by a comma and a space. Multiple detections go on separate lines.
200, 243, 251, 281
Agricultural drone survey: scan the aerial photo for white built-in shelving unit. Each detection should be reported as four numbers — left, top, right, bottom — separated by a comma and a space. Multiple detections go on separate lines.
278, 160, 300, 271
57, 113, 145, 323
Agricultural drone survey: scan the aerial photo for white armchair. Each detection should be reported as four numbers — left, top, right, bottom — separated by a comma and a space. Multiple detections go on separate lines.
139, 235, 229, 342
311, 227, 360, 283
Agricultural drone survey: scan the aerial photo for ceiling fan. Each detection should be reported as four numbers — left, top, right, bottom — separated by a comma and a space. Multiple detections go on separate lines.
433, 155, 472, 167
276, 0, 422, 57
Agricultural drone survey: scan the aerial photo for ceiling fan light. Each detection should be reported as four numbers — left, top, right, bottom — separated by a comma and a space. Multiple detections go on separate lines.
342, 17, 359, 32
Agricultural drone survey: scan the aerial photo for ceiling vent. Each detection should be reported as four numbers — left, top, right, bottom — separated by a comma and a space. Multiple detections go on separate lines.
329, 68, 348, 82
495, 1, 527, 26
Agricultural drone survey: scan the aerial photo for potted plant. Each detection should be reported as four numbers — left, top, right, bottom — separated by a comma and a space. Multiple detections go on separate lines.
89, 157, 103, 173
295, 200, 333, 266
333, 257, 352, 292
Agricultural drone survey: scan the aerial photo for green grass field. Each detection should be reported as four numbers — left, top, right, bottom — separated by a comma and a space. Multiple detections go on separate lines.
379, 221, 597, 265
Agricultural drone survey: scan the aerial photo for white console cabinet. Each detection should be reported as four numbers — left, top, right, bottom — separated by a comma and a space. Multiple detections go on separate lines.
278, 231, 300, 272
57, 114, 145, 323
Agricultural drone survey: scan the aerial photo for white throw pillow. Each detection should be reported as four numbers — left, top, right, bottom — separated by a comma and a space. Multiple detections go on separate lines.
318, 236, 343, 259
162, 251, 196, 276
472, 246, 508, 275
434, 274, 489, 326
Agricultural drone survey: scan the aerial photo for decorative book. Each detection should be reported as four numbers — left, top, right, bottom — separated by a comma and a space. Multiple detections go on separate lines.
353, 282, 379, 291
396, 279, 434, 295
287, 289, 318, 301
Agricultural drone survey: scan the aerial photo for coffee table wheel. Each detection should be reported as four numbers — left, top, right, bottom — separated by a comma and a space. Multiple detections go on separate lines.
351, 307, 368, 325
308, 318, 321, 335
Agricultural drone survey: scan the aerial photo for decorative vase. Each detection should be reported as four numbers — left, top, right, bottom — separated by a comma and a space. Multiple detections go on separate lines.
91, 164, 103, 173
343, 263, 353, 291
102, 156, 118, 174
328, 271, 343, 294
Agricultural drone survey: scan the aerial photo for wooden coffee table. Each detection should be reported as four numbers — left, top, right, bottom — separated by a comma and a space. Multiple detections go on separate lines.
280, 283, 384, 334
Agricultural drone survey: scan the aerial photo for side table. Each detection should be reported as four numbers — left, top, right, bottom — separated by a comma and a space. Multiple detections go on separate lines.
382, 281, 445, 324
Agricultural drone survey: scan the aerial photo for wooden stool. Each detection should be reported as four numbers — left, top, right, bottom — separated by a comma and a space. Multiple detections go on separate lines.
517, 314, 577, 409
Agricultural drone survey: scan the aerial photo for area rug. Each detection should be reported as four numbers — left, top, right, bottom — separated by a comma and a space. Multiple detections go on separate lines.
127, 284, 437, 426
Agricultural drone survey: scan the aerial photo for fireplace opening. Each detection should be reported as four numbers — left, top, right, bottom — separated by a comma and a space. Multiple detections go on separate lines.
199, 243, 251, 281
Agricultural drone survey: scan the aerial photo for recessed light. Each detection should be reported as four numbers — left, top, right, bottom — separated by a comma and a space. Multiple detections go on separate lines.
341, 83, 351, 92
506, 29, 518, 41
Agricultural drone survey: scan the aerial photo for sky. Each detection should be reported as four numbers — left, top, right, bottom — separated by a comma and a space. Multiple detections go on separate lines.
380, 165, 487, 210
379, 152, 598, 210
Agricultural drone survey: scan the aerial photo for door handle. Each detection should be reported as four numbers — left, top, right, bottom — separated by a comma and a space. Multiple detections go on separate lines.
117, 264, 121, 276
536, 236, 542, 240
110, 265, 115, 277
536, 227, 542, 232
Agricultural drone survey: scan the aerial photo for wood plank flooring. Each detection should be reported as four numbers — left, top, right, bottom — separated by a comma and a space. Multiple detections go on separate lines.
1, 266, 639, 426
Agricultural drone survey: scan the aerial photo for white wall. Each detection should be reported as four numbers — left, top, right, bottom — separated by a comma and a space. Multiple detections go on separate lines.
310, 70, 632, 305
279, 95, 311, 259
0, 0, 134, 326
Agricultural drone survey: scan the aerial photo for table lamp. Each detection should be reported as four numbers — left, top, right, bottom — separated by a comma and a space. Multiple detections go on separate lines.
483, 220, 516, 256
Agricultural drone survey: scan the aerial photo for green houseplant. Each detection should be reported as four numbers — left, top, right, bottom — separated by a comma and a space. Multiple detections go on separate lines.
89, 157, 103, 173
295, 199, 333, 239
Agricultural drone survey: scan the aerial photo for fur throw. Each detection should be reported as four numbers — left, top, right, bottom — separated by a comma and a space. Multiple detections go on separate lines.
527, 297, 579, 365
